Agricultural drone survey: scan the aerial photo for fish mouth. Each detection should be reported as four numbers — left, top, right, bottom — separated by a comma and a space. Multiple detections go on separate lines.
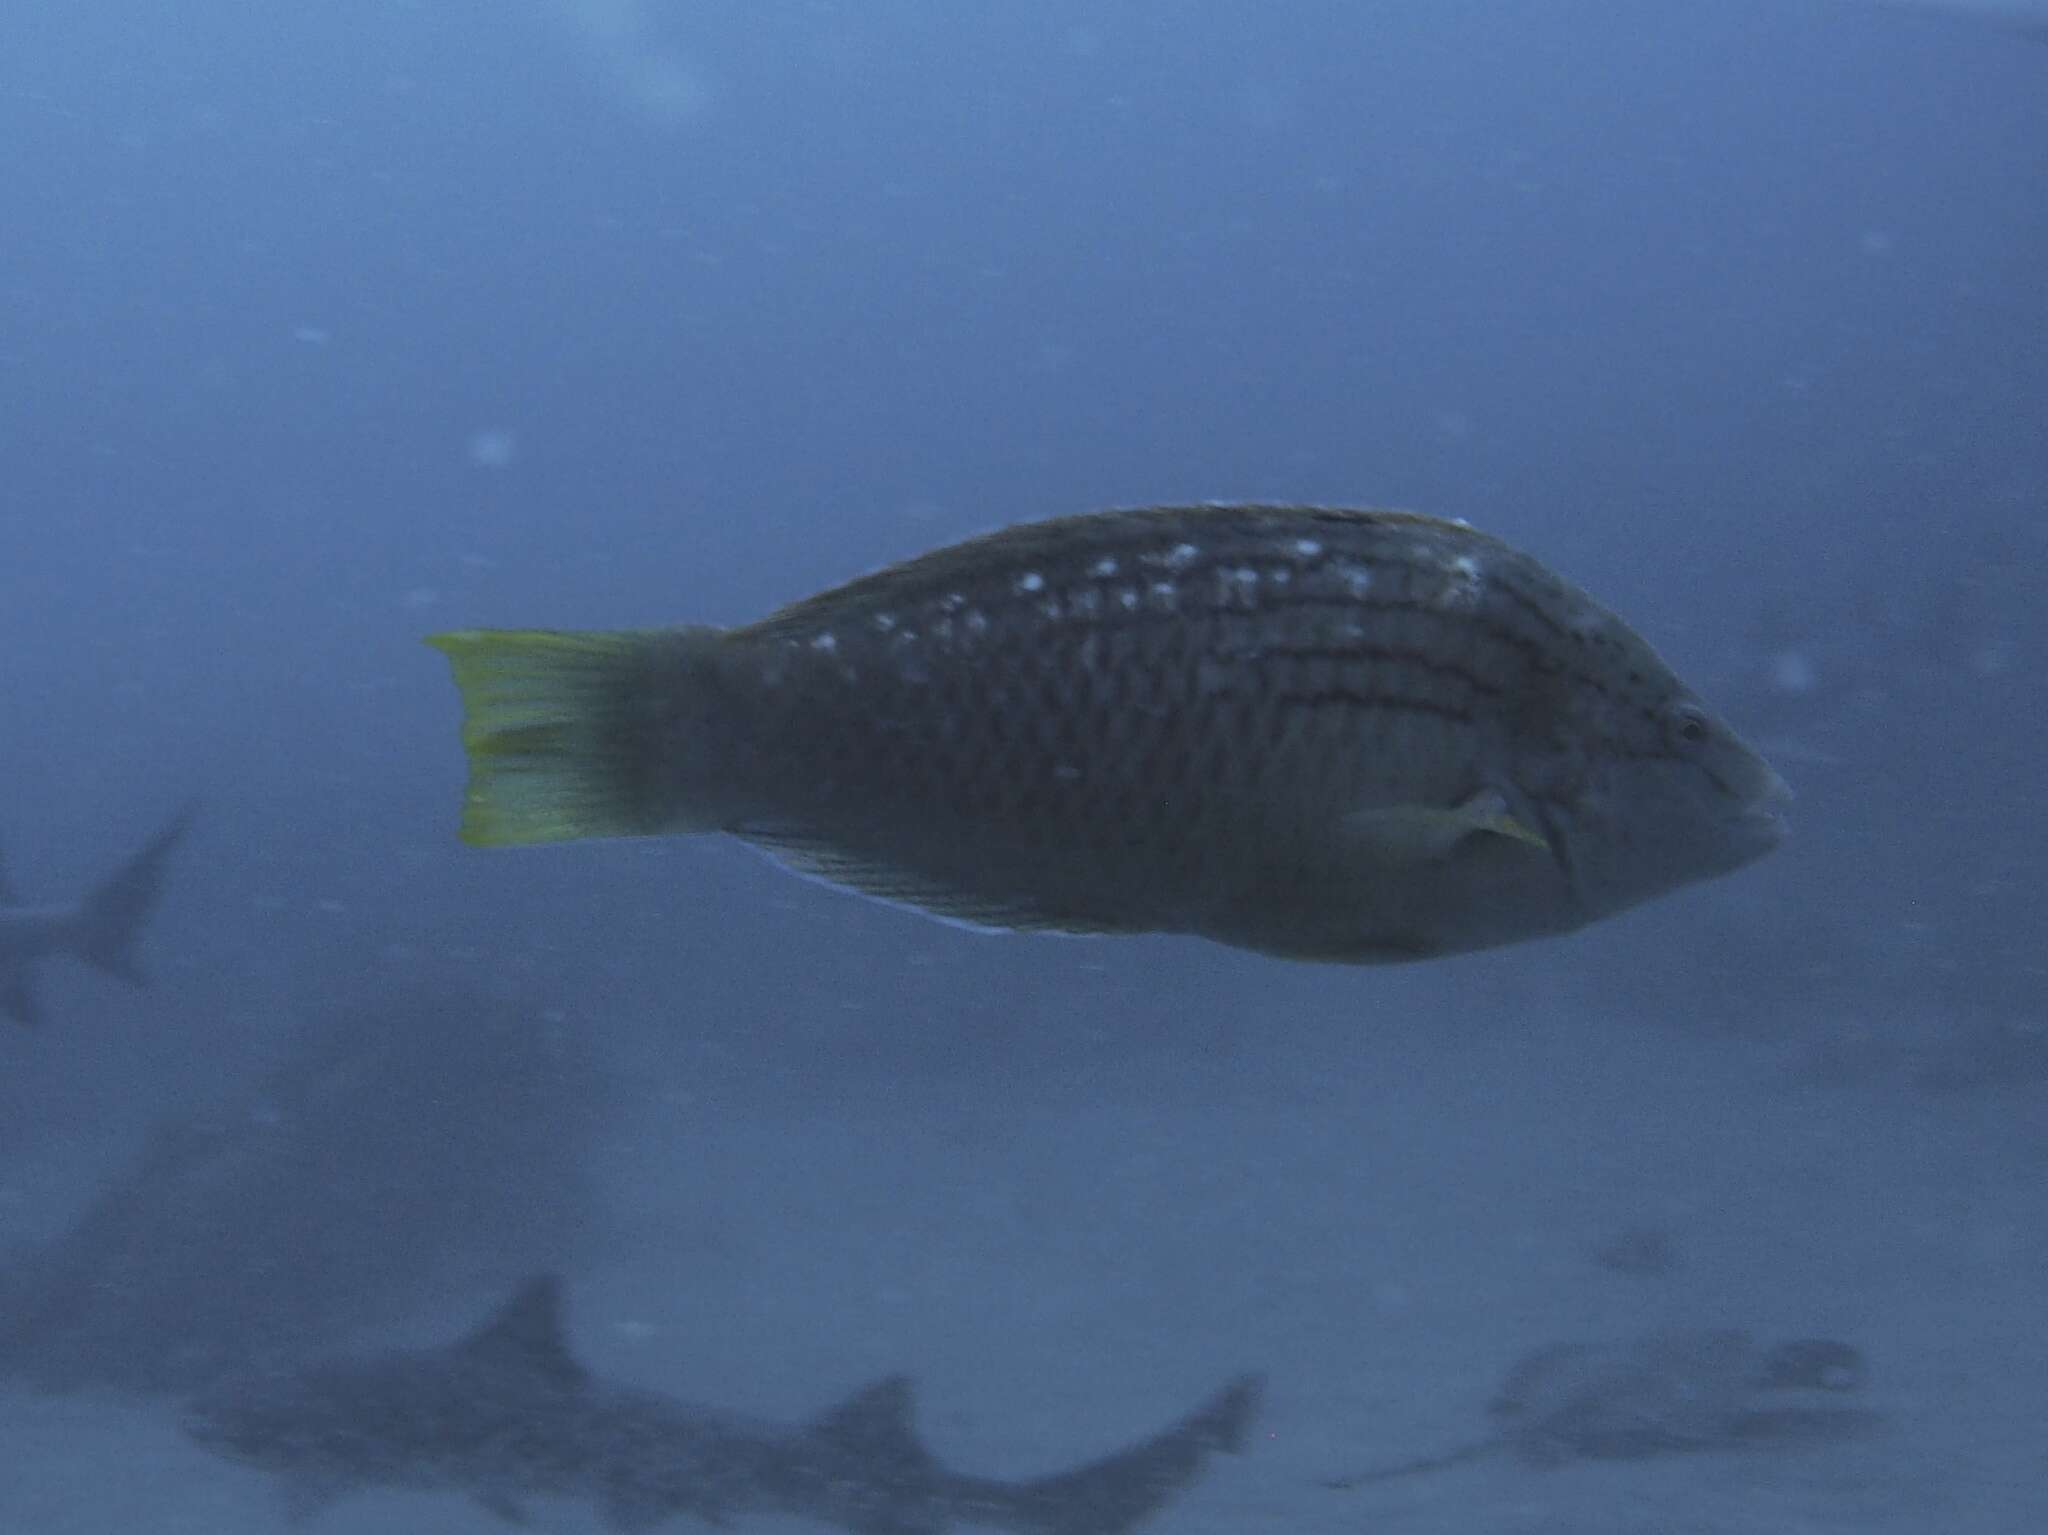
1742, 802, 1790, 849
1736, 768, 1794, 850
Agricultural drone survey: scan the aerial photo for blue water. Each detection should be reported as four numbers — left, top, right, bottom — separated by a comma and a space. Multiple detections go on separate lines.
2, 2, 2043, 1530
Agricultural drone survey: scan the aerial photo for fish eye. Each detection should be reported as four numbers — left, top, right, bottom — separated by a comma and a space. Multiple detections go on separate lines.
1668, 704, 1712, 751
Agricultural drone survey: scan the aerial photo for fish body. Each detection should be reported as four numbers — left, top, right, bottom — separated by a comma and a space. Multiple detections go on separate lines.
185, 1275, 1261, 1533
1322, 1329, 1873, 1489
429, 506, 1787, 961
0, 977, 599, 1396
0, 806, 192, 1026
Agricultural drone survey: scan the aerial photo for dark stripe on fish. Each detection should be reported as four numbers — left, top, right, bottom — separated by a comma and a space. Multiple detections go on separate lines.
1270, 689, 1480, 725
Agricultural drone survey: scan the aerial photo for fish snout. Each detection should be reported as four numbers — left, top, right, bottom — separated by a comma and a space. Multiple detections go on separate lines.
1741, 764, 1794, 848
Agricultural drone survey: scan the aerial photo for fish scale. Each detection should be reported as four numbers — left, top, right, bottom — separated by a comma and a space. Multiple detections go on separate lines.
429, 504, 1788, 962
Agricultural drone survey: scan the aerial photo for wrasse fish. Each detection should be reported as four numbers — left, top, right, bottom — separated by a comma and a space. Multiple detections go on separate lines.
427, 505, 1787, 962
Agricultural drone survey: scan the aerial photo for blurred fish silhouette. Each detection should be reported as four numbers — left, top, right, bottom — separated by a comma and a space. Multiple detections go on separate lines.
0, 805, 192, 1027
188, 1275, 1263, 1533
0, 974, 601, 1395
1323, 1329, 1878, 1489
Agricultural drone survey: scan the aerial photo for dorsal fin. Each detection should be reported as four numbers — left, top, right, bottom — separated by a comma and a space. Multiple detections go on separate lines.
458, 1275, 586, 1391
806, 1375, 930, 1468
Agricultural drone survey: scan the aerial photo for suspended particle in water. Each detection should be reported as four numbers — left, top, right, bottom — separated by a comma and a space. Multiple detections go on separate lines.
467, 429, 518, 469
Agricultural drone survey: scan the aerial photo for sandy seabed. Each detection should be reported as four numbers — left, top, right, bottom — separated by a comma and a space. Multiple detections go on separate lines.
2, 997, 2041, 1534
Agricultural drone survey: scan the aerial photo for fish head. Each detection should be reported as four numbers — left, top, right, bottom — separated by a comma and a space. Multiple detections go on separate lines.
1539, 686, 1790, 921
184, 1364, 350, 1471
182, 1357, 430, 1499
185, 1367, 391, 1523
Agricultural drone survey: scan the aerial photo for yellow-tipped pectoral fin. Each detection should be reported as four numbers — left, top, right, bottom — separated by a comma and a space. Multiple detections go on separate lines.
425, 627, 692, 847
1340, 790, 1551, 867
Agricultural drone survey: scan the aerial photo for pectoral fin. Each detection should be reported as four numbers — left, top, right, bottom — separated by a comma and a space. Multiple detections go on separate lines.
1340, 791, 1550, 866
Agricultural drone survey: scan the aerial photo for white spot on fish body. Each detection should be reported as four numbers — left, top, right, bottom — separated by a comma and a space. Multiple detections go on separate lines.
1292, 538, 1323, 558
965, 609, 990, 635
1016, 571, 1045, 594
1090, 555, 1119, 578
1147, 542, 1201, 571
1118, 587, 1140, 611
872, 613, 897, 633
811, 632, 839, 653
1336, 562, 1373, 597
1269, 566, 1291, 586
1147, 580, 1178, 610
1437, 554, 1483, 609
1216, 565, 1260, 609
938, 591, 967, 613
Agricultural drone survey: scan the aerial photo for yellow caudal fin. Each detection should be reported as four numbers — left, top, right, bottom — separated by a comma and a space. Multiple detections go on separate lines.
424, 626, 725, 847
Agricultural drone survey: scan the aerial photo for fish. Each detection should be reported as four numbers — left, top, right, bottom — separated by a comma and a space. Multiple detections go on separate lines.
1320, 1329, 1876, 1489
0, 805, 193, 1027
427, 505, 1789, 962
0, 971, 601, 1396
184, 1274, 1263, 1533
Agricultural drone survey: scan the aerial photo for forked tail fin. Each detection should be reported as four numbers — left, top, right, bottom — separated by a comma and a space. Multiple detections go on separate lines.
953, 1373, 1264, 1535
425, 626, 733, 847
73, 805, 194, 984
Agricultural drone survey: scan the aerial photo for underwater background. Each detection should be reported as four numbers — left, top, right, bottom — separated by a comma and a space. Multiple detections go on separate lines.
2, 2, 2044, 1529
